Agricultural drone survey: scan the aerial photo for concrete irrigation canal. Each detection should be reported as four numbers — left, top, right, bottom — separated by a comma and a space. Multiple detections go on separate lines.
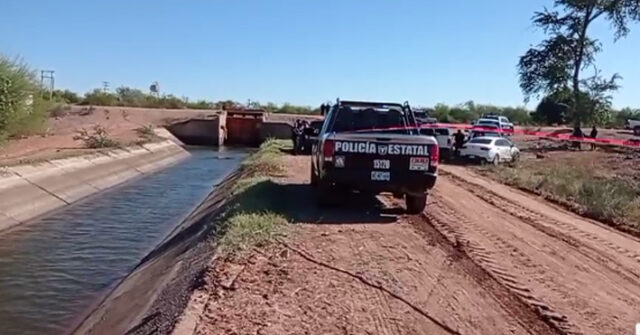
0, 147, 249, 335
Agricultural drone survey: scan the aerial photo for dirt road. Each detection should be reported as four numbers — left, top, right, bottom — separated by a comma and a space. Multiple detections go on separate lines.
430, 165, 640, 335
184, 156, 640, 335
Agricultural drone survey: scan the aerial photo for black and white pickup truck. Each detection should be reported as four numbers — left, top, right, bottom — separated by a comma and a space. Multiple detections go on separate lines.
310, 100, 439, 214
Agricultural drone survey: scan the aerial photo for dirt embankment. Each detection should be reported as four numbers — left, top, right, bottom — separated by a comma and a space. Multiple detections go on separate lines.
0, 105, 319, 166
0, 106, 209, 165
170, 153, 640, 335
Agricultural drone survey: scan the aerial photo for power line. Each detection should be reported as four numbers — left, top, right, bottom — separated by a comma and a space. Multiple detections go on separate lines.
102, 81, 110, 93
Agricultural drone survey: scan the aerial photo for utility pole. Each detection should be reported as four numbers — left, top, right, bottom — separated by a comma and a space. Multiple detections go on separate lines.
102, 81, 110, 93
40, 70, 55, 100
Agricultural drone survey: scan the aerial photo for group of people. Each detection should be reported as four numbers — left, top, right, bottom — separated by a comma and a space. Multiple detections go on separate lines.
572, 125, 598, 150
320, 104, 330, 116
291, 119, 312, 154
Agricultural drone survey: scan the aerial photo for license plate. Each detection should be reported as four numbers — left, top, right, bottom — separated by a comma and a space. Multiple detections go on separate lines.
373, 159, 390, 169
371, 171, 390, 181
409, 157, 429, 171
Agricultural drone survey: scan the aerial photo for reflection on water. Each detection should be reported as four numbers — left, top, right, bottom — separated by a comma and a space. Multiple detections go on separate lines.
0, 148, 247, 335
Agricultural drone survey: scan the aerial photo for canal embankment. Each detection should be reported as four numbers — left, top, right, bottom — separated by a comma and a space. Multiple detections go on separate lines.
69, 141, 286, 335
0, 140, 189, 233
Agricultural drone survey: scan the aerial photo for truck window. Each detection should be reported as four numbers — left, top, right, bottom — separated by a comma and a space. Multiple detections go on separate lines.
421, 128, 435, 136
331, 107, 408, 133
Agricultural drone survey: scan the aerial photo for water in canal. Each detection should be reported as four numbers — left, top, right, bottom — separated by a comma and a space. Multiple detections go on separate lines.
0, 148, 248, 335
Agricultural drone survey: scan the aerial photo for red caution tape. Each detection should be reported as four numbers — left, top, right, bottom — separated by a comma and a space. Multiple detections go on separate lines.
421, 123, 640, 149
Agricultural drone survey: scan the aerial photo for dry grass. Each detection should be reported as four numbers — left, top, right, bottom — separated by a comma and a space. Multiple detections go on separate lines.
218, 212, 288, 254
218, 139, 292, 255
483, 163, 640, 231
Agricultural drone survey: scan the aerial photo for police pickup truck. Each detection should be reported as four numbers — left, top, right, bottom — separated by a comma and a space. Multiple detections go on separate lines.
311, 100, 439, 214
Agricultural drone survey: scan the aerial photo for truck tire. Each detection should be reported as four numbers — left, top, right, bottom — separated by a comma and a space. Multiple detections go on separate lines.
634, 126, 640, 136
491, 154, 500, 166
310, 164, 318, 187
405, 194, 427, 214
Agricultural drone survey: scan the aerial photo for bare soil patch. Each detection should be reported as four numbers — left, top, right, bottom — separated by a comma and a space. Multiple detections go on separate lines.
186, 156, 561, 335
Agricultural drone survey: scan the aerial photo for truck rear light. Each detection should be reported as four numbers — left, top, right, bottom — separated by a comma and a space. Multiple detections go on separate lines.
429, 144, 439, 167
323, 139, 335, 161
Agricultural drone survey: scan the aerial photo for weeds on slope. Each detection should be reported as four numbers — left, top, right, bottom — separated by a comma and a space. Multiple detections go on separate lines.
218, 139, 291, 255
73, 125, 120, 148
483, 163, 640, 233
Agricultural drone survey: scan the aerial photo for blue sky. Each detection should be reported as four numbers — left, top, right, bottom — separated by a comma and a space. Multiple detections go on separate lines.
2, 0, 639, 108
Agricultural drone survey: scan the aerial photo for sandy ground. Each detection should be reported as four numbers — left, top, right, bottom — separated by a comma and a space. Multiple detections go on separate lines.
172, 154, 640, 335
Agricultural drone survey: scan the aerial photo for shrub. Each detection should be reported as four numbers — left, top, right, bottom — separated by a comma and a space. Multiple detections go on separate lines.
80, 89, 118, 106
49, 103, 71, 117
73, 125, 119, 148
0, 55, 52, 140
186, 100, 213, 110
134, 124, 159, 143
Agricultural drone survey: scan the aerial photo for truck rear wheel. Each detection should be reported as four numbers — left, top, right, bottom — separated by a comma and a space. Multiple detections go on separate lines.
405, 194, 427, 214
634, 126, 640, 136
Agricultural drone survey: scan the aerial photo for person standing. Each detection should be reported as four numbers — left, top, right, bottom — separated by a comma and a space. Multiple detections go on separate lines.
571, 125, 584, 150
454, 129, 466, 157
589, 126, 598, 150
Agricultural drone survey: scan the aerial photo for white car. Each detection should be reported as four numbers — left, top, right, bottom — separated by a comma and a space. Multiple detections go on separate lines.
627, 119, 640, 136
460, 137, 520, 164
476, 116, 514, 134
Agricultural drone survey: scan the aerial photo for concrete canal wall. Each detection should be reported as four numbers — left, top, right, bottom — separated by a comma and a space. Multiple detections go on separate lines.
0, 140, 190, 233
166, 112, 294, 147
70, 168, 245, 335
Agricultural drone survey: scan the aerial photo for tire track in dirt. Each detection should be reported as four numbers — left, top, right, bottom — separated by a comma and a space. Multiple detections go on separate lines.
444, 171, 640, 282
190, 155, 565, 335
424, 166, 640, 335
422, 199, 580, 335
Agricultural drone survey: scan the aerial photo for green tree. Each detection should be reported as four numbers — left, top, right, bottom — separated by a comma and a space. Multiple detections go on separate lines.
45, 89, 81, 104
186, 99, 214, 109
518, 0, 640, 126
533, 96, 569, 124
432, 103, 452, 122
115, 86, 148, 107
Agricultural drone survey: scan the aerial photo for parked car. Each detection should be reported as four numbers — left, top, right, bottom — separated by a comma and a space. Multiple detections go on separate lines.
627, 119, 640, 136
311, 99, 439, 214
476, 116, 514, 134
469, 125, 503, 139
459, 137, 519, 165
